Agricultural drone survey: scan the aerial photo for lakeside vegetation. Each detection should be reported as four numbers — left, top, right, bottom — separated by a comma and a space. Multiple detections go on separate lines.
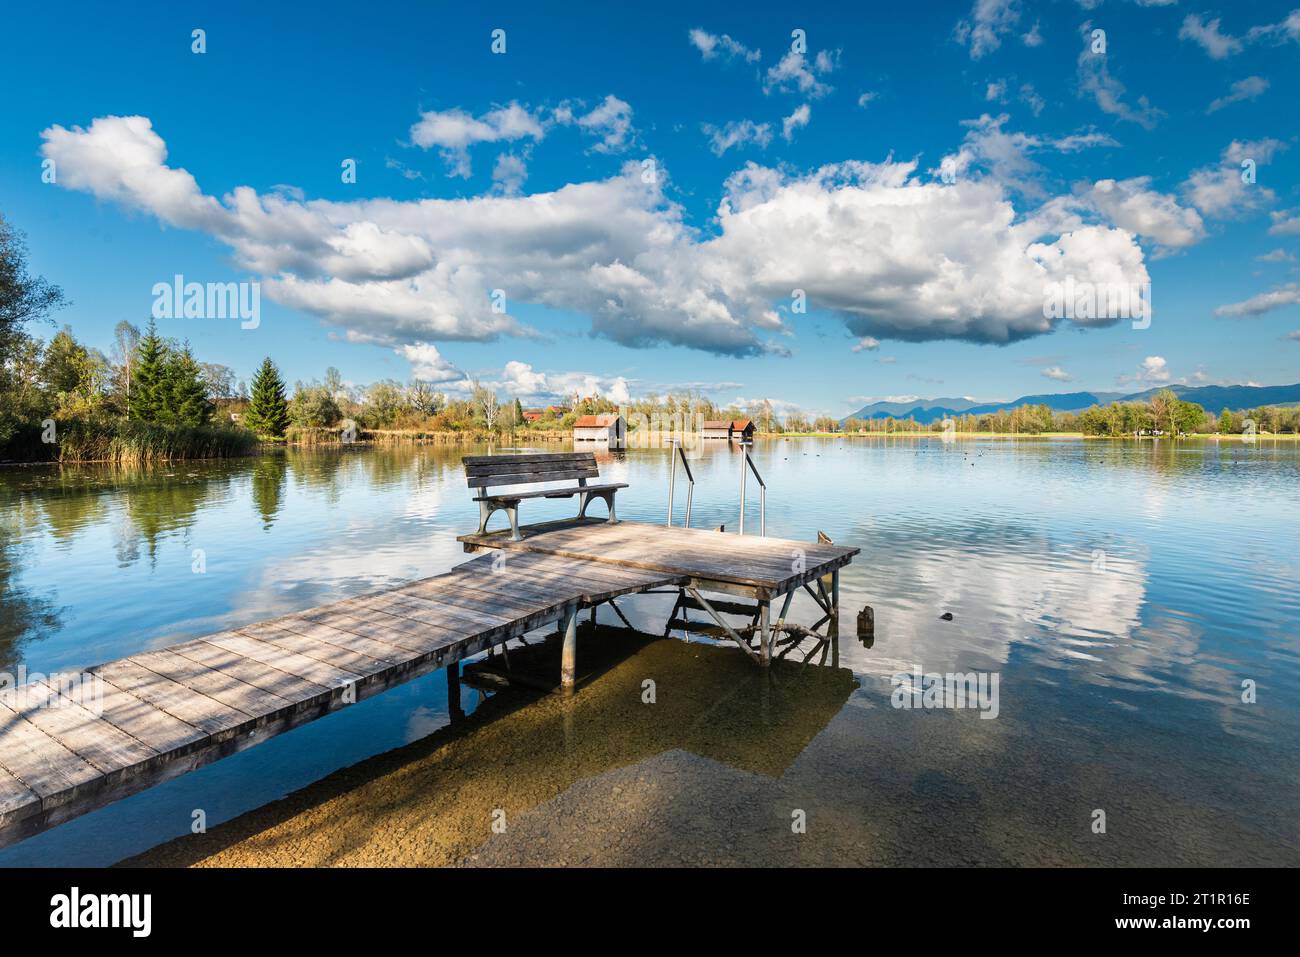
839, 395, 1300, 438
839, 397, 1300, 438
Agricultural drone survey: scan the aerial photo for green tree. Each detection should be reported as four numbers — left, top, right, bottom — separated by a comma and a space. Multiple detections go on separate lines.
363, 379, 408, 428
129, 319, 171, 424
40, 327, 86, 395
40, 326, 108, 419
244, 357, 290, 437
1174, 401, 1206, 435
289, 383, 342, 428
1, 214, 66, 354
167, 344, 211, 426
1219, 408, 1233, 434
1, 214, 66, 445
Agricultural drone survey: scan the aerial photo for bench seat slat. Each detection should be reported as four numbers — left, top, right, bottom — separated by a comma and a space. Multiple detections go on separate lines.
468, 468, 600, 488
473, 482, 627, 502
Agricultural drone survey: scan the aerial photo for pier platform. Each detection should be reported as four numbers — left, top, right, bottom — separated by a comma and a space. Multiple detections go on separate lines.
0, 519, 856, 849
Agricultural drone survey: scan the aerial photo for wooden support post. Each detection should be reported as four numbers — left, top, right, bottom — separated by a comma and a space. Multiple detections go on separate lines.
830, 569, 840, 639
664, 588, 683, 638
759, 600, 771, 666
607, 598, 634, 630
447, 662, 464, 721
561, 607, 578, 694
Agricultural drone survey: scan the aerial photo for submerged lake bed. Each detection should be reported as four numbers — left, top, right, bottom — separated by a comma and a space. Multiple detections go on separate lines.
1, 437, 1297, 866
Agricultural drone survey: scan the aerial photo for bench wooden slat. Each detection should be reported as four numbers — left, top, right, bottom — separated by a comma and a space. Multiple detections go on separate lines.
465, 457, 597, 475
467, 467, 600, 488
473, 482, 626, 502
463, 452, 595, 467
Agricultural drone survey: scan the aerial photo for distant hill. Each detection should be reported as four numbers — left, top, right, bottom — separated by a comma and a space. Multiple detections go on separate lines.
842, 382, 1300, 425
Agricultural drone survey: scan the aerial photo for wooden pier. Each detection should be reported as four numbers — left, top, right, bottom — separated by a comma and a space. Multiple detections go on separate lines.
0, 518, 856, 850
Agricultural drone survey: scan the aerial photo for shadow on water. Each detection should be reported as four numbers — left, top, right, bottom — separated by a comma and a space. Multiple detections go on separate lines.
121, 626, 857, 867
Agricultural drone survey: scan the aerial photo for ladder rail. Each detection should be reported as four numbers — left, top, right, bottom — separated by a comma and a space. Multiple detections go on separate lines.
666, 439, 695, 528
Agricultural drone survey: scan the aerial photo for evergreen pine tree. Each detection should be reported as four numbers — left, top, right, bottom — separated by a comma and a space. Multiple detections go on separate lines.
130, 319, 170, 424
168, 343, 211, 427
244, 357, 290, 437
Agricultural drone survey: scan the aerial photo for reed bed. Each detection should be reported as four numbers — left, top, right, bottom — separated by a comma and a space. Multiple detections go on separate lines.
24, 421, 258, 464
283, 426, 570, 445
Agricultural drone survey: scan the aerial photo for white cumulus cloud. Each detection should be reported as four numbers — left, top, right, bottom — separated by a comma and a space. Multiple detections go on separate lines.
410, 102, 545, 177
42, 114, 1161, 359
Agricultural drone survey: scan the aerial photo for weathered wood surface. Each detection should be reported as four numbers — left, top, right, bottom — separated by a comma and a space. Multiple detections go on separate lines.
0, 551, 680, 849
464, 452, 601, 488
458, 519, 859, 599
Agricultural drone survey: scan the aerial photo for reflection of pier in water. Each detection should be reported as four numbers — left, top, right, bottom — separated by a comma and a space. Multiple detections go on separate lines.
464, 623, 856, 779
128, 625, 857, 865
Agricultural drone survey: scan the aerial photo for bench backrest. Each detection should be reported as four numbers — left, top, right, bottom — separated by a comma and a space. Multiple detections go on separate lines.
463, 452, 600, 490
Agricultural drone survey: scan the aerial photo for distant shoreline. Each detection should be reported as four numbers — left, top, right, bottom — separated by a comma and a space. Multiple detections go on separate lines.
768, 431, 1299, 441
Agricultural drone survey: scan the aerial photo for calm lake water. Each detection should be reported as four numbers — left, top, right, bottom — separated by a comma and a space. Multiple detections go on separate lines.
1, 437, 1297, 866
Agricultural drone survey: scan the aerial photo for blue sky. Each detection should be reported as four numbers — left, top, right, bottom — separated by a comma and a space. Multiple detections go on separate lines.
1, 0, 1298, 417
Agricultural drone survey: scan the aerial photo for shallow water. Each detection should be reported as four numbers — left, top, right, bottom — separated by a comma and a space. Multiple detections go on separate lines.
1, 437, 1297, 866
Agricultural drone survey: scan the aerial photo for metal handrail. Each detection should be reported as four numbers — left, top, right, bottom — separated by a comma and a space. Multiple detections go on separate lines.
666, 440, 695, 528
738, 445, 765, 536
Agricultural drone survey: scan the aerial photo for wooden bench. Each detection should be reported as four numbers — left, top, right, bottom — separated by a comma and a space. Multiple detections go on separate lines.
464, 452, 628, 541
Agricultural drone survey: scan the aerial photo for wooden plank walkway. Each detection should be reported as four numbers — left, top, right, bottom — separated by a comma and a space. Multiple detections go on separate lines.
0, 551, 681, 849
458, 519, 859, 599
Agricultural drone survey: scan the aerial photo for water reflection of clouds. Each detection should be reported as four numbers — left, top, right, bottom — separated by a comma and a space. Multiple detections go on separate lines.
839, 529, 1149, 683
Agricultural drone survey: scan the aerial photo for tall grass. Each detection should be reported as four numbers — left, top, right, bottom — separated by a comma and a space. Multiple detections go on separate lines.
2, 420, 257, 464
283, 425, 570, 445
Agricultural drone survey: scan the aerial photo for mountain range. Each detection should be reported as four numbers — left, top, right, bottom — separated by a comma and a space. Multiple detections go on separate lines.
842, 383, 1300, 425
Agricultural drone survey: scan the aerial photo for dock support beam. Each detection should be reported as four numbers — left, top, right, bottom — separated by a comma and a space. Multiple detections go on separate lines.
447, 662, 464, 720
830, 569, 840, 640
759, 600, 771, 666
561, 607, 578, 693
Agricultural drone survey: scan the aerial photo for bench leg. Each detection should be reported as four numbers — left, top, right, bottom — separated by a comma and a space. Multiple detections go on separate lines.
579, 491, 618, 524
478, 500, 522, 541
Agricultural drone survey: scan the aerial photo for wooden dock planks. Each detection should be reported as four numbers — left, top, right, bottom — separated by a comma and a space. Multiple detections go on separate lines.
458, 519, 858, 598
0, 550, 679, 848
